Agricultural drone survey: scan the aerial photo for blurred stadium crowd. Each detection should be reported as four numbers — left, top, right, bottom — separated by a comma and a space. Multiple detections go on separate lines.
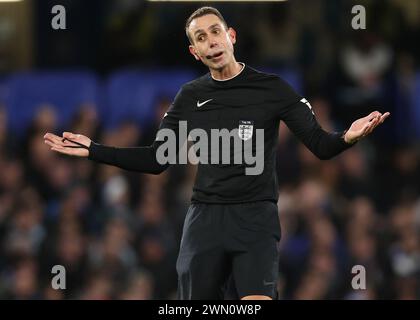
0, 0, 419, 299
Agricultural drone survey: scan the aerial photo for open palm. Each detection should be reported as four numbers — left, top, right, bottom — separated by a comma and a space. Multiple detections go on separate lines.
44, 132, 91, 157
344, 111, 390, 144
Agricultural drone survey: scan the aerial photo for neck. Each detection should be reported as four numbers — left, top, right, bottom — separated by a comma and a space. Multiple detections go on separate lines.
210, 59, 243, 81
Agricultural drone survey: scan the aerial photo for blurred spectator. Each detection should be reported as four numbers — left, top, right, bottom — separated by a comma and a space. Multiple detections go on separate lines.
88, 217, 137, 286
118, 270, 155, 300
341, 33, 392, 93
1, 257, 41, 299
70, 103, 101, 140
78, 271, 114, 300
3, 187, 45, 261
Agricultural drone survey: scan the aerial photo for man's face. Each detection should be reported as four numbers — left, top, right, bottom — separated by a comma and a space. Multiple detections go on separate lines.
188, 14, 236, 70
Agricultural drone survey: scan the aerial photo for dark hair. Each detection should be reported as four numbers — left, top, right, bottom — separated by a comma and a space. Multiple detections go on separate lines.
185, 6, 228, 44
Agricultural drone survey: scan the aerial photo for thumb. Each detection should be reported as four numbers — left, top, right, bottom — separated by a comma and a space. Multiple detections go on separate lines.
63, 132, 75, 139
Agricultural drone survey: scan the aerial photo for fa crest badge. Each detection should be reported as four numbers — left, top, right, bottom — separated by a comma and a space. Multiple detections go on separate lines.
238, 120, 254, 141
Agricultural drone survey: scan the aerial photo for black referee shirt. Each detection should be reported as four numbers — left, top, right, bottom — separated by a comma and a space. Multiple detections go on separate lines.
89, 64, 353, 203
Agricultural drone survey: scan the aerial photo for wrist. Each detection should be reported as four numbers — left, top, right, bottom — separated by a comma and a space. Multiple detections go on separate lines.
342, 130, 357, 145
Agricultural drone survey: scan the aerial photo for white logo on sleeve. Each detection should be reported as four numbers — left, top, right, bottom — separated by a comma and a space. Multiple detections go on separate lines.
163, 112, 168, 118
197, 99, 213, 108
300, 98, 315, 115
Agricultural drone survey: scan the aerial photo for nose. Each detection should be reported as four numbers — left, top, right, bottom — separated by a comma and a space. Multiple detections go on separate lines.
209, 35, 218, 49
209, 41, 219, 50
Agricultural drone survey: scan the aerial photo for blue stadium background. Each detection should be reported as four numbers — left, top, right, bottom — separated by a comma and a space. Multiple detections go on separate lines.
0, 0, 419, 299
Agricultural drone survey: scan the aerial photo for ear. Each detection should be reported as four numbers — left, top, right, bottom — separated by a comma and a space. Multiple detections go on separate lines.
228, 27, 237, 45
189, 45, 200, 61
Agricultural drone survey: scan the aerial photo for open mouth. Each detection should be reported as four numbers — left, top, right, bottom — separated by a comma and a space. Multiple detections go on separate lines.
206, 51, 224, 60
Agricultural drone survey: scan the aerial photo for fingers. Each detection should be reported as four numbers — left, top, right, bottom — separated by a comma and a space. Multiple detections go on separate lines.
365, 111, 390, 136
44, 132, 81, 147
63, 132, 80, 140
367, 111, 382, 121
61, 137, 87, 148
358, 114, 380, 138
44, 139, 55, 148
360, 123, 371, 138
44, 139, 71, 155
45, 133, 89, 158
63, 132, 73, 139
44, 133, 68, 148
379, 112, 390, 124
50, 144, 78, 156
44, 132, 61, 144
44, 135, 65, 151
44, 133, 63, 149
44, 132, 85, 156
365, 116, 381, 135
62, 131, 90, 148
367, 111, 390, 122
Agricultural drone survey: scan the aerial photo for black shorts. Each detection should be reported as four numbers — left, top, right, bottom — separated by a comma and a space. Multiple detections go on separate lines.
176, 200, 281, 300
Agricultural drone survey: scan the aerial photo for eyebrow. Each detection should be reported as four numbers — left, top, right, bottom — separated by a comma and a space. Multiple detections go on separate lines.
193, 23, 221, 37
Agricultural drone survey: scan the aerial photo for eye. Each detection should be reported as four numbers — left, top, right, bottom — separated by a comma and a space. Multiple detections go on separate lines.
197, 35, 205, 42
213, 28, 220, 34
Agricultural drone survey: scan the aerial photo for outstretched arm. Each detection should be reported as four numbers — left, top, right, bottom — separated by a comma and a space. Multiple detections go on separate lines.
44, 87, 188, 174
44, 130, 169, 174
280, 100, 390, 160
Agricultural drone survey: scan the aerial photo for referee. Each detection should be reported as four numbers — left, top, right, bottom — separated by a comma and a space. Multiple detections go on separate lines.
44, 7, 389, 300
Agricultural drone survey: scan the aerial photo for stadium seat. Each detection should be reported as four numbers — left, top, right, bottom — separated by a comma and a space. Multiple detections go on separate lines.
0, 77, 9, 106
411, 72, 420, 138
103, 68, 196, 129
5, 71, 99, 137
